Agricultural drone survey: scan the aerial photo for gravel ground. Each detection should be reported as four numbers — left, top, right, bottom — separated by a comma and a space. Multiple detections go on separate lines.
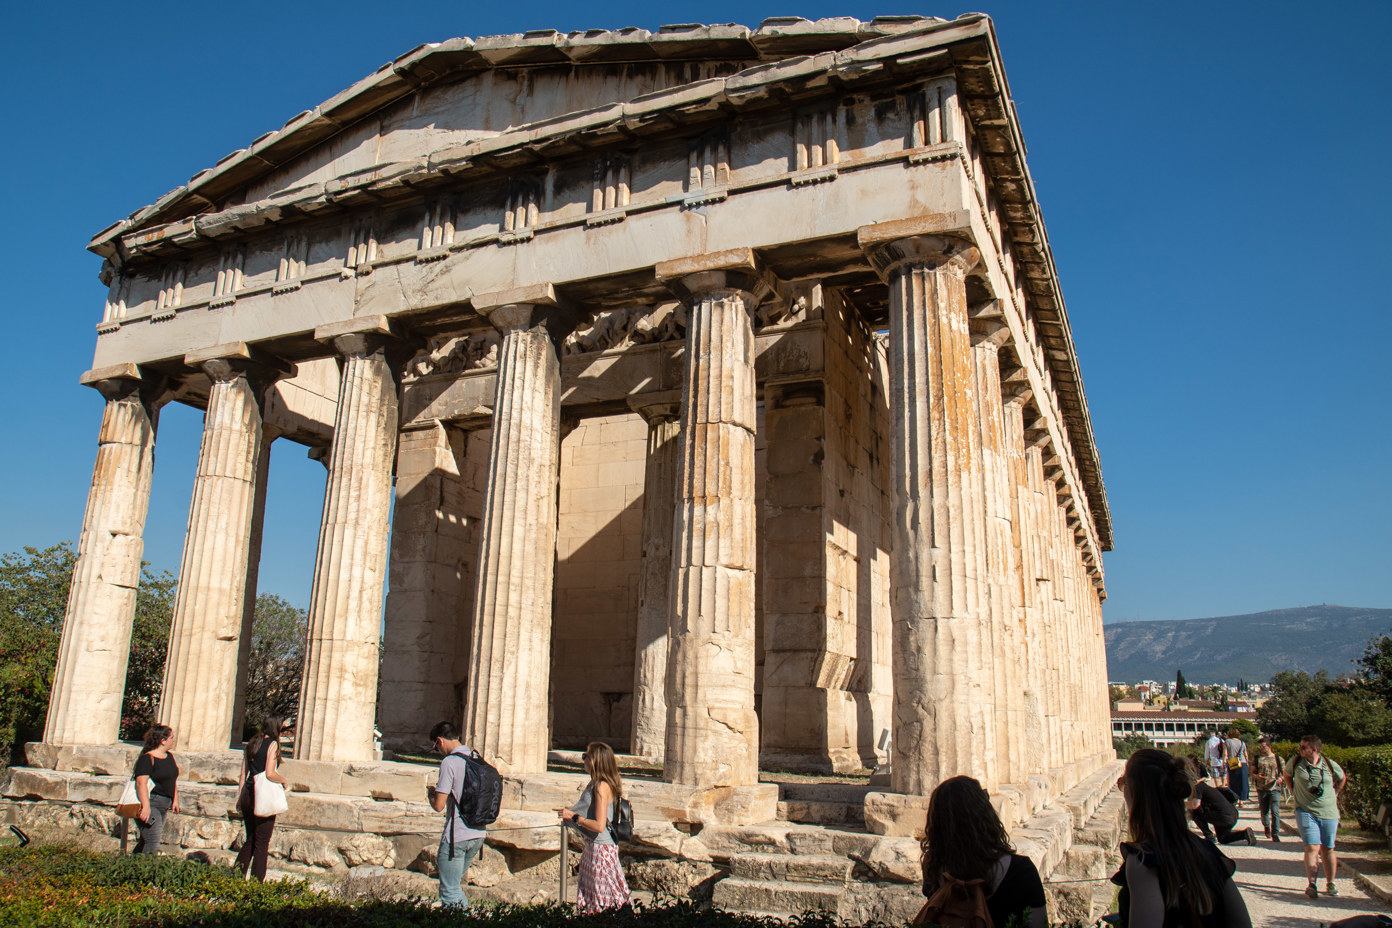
1221, 827, 1389, 926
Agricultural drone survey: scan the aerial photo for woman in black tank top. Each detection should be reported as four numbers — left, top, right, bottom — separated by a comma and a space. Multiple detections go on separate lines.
236, 715, 291, 880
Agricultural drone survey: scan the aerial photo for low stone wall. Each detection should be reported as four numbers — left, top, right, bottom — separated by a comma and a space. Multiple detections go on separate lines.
1, 743, 1124, 921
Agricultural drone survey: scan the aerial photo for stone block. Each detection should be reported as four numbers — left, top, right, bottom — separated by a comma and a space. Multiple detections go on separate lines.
625, 858, 720, 901
391, 833, 438, 873
713, 876, 843, 915
729, 852, 851, 883
280, 759, 347, 794
165, 815, 239, 850
343, 763, 434, 802
860, 835, 920, 883
276, 792, 364, 833
486, 811, 564, 851
358, 799, 441, 836
863, 791, 930, 836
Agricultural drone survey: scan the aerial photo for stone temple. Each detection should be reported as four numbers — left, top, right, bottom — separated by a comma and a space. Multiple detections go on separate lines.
9, 13, 1123, 918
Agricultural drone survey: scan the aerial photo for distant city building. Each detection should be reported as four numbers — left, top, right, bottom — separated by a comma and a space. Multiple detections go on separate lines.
1111, 710, 1244, 747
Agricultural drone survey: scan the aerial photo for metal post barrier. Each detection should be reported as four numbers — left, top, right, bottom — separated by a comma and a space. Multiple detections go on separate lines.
558, 823, 569, 903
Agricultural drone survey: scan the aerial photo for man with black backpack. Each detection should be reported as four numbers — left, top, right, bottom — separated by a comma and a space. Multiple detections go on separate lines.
427, 721, 494, 908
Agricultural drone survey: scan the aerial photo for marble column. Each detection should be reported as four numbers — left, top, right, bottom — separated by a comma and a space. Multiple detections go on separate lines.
230, 427, 275, 742
46, 366, 164, 745
1003, 388, 1047, 779
970, 317, 1022, 785
464, 291, 574, 775
860, 230, 990, 797
629, 398, 681, 761
161, 346, 289, 751
297, 321, 401, 762
656, 249, 770, 787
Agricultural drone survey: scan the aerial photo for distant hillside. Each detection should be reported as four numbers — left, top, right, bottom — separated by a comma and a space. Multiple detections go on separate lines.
1104, 605, 1392, 685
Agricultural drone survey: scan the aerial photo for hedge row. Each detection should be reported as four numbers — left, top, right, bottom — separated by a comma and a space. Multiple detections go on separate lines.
1269, 741, 1392, 829
0, 846, 867, 928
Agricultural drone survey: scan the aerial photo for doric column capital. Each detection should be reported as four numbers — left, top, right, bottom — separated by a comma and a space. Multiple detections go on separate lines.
472, 283, 581, 350
79, 363, 170, 407
1002, 384, 1034, 409
859, 231, 980, 282
314, 315, 402, 358
627, 391, 682, 425
185, 342, 295, 389
655, 247, 776, 307
969, 317, 1011, 349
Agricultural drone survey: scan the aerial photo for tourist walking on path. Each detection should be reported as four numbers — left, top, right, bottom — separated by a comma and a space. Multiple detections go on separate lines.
1283, 733, 1348, 899
1225, 728, 1250, 802
1112, 749, 1252, 927
1184, 757, 1256, 847
559, 741, 630, 914
1204, 730, 1227, 786
1252, 738, 1282, 843
235, 715, 290, 880
427, 721, 487, 909
132, 725, 180, 855
918, 775, 1046, 928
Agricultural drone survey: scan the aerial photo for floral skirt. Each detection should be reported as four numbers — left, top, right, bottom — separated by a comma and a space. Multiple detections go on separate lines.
577, 842, 629, 913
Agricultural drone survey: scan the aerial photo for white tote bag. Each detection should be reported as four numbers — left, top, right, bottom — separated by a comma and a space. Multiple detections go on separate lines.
116, 779, 141, 818
252, 772, 289, 817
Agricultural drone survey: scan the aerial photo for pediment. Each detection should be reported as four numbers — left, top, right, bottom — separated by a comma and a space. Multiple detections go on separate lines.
91, 16, 948, 252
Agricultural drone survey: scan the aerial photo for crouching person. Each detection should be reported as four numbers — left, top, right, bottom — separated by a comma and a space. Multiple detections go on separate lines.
427, 721, 486, 908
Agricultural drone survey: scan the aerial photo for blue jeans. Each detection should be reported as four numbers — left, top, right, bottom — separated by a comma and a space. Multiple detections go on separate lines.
437, 835, 484, 908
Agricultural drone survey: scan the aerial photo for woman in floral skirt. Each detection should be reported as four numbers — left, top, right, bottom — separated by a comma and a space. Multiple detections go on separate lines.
559, 741, 630, 913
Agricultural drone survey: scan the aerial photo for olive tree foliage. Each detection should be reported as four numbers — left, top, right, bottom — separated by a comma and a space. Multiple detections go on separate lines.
239, 593, 308, 740
0, 543, 176, 763
1, 542, 309, 763
1259, 645, 1392, 747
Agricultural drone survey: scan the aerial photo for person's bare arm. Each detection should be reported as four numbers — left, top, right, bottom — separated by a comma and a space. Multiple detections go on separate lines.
135, 774, 152, 823
266, 743, 287, 785
564, 782, 612, 833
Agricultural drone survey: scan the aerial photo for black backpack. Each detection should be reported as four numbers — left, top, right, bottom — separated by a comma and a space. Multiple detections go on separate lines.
444, 749, 503, 858
608, 797, 634, 843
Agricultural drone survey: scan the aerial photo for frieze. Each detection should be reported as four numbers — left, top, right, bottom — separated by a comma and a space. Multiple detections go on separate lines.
402, 330, 501, 381
562, 304, 686, 357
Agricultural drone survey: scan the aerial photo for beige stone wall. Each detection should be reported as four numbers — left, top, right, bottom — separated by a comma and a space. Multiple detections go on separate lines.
759, 289, 893, 773
551, 413, 647, 750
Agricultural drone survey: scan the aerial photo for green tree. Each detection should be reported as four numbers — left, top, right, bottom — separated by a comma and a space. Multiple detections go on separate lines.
239, 594, 308, 740
1113, 733, 1154, 759
1357, 633, 1392, 705
120, 567, 177, 739
1257, 670, 1327, 742
1310, 688, 1392, 747
1175, 668, 1189, 699
0, 543, 75, 765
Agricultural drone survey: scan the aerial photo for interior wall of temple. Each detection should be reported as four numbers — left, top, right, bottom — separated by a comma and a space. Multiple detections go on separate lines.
550, 412, 647, 750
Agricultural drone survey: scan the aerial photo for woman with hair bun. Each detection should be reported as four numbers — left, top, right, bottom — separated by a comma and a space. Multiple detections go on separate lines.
1113, 749, 1252, 928
919, 775, 1047, 928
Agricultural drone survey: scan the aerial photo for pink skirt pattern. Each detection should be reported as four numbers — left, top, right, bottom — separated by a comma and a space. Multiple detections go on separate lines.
576, 842, 630, 913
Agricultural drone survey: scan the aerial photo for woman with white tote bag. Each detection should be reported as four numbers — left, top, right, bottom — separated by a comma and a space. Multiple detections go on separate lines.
234, 715, 291, 880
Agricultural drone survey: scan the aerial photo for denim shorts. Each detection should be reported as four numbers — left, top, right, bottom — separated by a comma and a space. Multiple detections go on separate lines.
1295, 808, 1338, 848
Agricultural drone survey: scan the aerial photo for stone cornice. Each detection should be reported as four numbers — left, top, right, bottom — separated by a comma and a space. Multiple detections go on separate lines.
87, 15, 959, 258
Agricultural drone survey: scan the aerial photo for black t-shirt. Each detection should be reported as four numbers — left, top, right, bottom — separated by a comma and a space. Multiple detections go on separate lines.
246, 739, 274, 777
1190, 783, 1237, 825
1111, 839, 1236, 928
923, 854, 1047, 928
133, 752, 179, 799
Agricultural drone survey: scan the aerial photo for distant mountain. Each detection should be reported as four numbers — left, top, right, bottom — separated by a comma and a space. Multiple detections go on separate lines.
1103, 605, 1392, 685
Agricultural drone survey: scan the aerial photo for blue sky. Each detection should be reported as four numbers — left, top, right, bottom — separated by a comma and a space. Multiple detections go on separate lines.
1, 1, 1387, 623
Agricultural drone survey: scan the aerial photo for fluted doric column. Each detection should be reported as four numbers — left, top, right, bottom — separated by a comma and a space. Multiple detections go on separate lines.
1003, 388, 1048, 780
860, 229, 991, 797
464, 290, 575, 775
656, 249, 770, 787
970, 315, 1023, 786
629, 397, 681, 761
297, 320, 401, 762
160, 345, 290, 751
46, 366, 165, 745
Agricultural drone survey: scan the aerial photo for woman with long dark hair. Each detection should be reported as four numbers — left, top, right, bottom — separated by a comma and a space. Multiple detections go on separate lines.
235, 715, 291, 880
558, 741, 630, 913
919, 775, 1046, 928
132, 724, 179, 854
1113, 749, 1252, 927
